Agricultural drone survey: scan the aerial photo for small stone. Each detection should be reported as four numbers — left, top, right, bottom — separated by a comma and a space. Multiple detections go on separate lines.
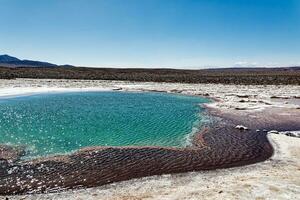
256, 129, 260, 132
284, 132, 293, 136
235, 125, 249, 131
267, 130, 279, 134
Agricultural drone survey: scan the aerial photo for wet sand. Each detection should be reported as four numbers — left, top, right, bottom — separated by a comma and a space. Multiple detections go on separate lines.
0, 79, 299, 198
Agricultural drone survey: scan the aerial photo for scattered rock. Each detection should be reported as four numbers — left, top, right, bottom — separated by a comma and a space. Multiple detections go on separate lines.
256, 129, 260, 132
285, 132, 293, 137
267, 130, 300, 138
279, 131, 300, 138
235, 125, 249, 131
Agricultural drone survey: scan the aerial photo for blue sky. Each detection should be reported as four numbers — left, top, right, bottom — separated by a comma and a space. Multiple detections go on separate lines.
0, 0, 299, 68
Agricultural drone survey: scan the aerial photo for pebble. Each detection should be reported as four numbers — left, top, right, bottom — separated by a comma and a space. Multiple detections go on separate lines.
235, 125, 249, 131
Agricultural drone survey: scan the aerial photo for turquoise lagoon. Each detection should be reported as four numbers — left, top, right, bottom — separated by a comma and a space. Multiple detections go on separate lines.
0, 91, 209, 157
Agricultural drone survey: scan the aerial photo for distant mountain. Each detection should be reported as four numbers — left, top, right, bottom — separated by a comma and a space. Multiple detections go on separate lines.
0, 54, 20, 62
0, 54, 73, 68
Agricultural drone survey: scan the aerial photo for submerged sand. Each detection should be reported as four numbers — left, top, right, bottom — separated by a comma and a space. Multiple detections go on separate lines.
0, 79, 299, 199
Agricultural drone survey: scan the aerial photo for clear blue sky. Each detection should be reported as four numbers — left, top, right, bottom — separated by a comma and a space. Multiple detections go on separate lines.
0, 0, 299, 68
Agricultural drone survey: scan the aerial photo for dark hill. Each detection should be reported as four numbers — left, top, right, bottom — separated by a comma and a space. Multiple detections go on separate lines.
0, 54, 71, 68
0, 54, 20, 62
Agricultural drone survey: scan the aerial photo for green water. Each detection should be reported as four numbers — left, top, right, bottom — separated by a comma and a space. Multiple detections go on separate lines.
0, 91, 209, 157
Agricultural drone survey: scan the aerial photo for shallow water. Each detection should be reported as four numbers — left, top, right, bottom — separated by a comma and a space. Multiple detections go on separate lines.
0, 91, 209, 157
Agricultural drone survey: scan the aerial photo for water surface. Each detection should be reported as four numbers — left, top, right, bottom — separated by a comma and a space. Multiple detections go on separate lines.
0, 91, 209, 157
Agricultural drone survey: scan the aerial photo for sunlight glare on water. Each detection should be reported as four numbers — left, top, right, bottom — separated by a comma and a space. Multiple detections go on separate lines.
0, 91, 209, 157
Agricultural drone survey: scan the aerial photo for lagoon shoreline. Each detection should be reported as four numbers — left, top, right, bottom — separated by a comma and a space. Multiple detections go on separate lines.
0, 79, 299, 199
